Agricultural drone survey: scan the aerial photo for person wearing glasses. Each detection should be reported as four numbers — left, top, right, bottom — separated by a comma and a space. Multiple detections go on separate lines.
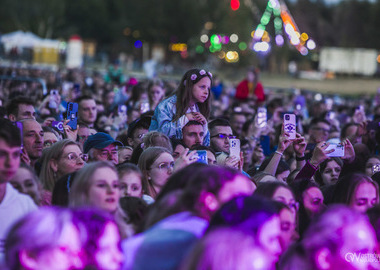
208, 118, 235, 155
137, 147, 175, 199
305, 118, 331, 159
84, 132, 123, 165
39, 139, 86, 193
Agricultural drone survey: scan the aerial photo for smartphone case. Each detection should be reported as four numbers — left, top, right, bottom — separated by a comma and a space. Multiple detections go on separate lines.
229, 138, 241, 158
283, 114, 296, 140
66, 102, 78, 130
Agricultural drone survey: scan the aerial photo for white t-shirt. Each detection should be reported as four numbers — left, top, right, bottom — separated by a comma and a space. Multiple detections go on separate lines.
0, 183, 37, 261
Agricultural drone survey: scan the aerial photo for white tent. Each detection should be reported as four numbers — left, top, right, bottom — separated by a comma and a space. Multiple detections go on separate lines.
1, 31, 42, 49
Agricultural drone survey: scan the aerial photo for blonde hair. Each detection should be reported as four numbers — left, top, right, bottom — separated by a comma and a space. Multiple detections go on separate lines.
69, 161, 132, 238
39, 139, 80, 192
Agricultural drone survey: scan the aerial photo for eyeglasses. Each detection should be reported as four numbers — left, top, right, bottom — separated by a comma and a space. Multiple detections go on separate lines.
211, 134, 236, 140
99, 150, 118, 159
135, 133, 146, 139
65, 152, 88, 162
312, 127, 330, 133
152, 162, 175, 170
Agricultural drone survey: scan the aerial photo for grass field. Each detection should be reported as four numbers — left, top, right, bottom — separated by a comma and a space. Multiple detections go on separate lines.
260, 73, 380, 96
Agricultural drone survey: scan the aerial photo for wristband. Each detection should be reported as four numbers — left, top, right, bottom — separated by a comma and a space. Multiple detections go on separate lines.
275, 151, 283, 156
295, 155, 306, 161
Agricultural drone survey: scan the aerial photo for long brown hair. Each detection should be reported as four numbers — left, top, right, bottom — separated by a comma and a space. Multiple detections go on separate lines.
173, 68, 212, 122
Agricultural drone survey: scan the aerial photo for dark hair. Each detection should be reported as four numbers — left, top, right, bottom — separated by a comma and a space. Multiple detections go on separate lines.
259, 155, 290, 176
0, 119, 22, 147
184, 120, 203, 128
51, 172, 77, 206
332, 173, 379, 206
254, 181, 295, 199
173, 68, 212, 122
119, 196, 148, 233
75, 95, 95, 104
190, 144, 216, 157
155, 163, 209, 202
208, 118, 231, 131
340, 122, 359, 139
6, 96, 34, 117
309, 117, 331, 129
314, 157, 343, 186
207, 195, 278, 236
127, 116, 152, 139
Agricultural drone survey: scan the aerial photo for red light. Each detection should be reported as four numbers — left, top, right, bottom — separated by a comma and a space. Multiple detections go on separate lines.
230, 0, 240, 10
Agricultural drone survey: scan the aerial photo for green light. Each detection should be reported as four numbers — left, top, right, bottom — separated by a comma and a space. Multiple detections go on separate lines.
214, 43, 222, 50
261, 16, 270, 25
273, 8, 280, 16
196, 46, 204, 54
274, 17, 282, 29
210, 34, 220, 45
239, 42, 247, 50
257, 24, 265, 30
210, 46, 216, 53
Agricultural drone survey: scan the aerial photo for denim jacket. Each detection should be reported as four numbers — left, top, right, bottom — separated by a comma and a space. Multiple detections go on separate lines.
149, 95, 210, 146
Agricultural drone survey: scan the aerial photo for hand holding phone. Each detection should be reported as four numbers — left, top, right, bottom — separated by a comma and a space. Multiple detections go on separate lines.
66, 102, 78, 130
190, 150, 208, 164
229, 138, 241, 158
283, 113, 296, 140
325, 143, 345, 157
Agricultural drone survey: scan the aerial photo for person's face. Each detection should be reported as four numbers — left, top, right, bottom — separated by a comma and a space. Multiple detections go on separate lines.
349, 182, 378, 213
216, 175, 253, 204
55, 145, 85, 177
210, 126, 234, 153
43, 132, 58, 149
191, 77, 211, 104
79, 99, 97, 125
23, 120, 44, 160
26, 223, 83, 270
365, 157, 380, 177
272, 187, 298, 216
278, 208, 297, 251
321, 160, 341, 185
0, 139, 21, 183
120, 172, 143, 198
147, 152, 174, 190
10, 167, 40, 204
276, 170, 290, 182
105, 92, 115, 106
231, 114, 246, 135
149, 85, 165, 103
130, 128, 148, 149
206, 150, 216, 165
258, 216, 282, 261
182, 124, 205, 148
77, 127, 96, 147
346, 125, 361, 144
88, 167, 120, 213
92, 144, 119, 164
302, 187, 324, 216
247, 71, 255, 82
172, 144, 186, 160
94, 222, 123, 270
16, 104, 36, 121
241, 143, 253, 165
118, 148, 133, 164
329, 221, 377, 270
96, 116, 108, 130
309, 122, 330, 143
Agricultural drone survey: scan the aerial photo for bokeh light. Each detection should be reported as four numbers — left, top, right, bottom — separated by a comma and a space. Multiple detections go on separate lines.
134, 40, 142, 48
230, 34, 238, 43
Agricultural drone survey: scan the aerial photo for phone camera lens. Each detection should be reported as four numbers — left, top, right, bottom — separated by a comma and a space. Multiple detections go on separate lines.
285, 115, 290, 120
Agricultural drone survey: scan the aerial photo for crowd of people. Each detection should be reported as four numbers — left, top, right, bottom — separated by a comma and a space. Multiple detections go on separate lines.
1, 64, 380, 270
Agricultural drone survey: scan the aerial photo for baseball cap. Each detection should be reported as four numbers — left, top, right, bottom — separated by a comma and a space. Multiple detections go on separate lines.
84, 132, 123, 153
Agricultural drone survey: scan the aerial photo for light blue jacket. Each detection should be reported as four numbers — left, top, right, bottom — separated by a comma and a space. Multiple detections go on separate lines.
149, 95, 210, 146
